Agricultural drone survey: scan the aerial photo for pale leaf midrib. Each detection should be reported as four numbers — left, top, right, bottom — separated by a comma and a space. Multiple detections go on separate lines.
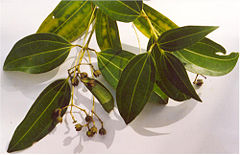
53, 0, 88, 33
98, 57, 119, 83
14, 39, 70, 51
98, 55, 124, 71
8, 49, 70, 70
176, 52, 226, 74
127, 54, 149, 121
100, 53, 132, 62
117, 0, 140, 14
6, 46, 71, 66
10, 80, 67, 150
164, 54, 197, 99
159, 27, 216, 46
183, 48, 237, 61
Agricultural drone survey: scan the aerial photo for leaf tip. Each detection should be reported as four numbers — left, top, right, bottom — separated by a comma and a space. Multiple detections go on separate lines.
7, 145, 15, 153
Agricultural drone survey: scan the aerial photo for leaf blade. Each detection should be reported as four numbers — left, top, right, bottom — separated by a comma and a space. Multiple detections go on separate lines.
3, 33, 72, 74
158, 26, 218, 51
116, 53, 155, 124
7, 79, 71, 152
134, 4, 238, 76
173, 42, 239, 76
93, 0, 143, 22
95, 9, 122, 51
97, 49, 135, 88
152, 45, 201, 102
37, 1, 94, 42
84, 78, 114, 113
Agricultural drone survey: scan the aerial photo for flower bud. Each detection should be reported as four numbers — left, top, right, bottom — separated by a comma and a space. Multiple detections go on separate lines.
86, 130, 94, 137
99, 127, 106, 135
93, 70, 101, 78
85, 115, 93, 123
90, 126, 98, 134
75, 124, 83, 131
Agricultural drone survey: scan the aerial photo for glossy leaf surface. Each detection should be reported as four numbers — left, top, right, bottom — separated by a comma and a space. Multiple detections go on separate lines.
7, 79, 71, 152
95, 9, 122, 51
3, 33, 72, 74
97, 49, 135, 89
93, 0, 143, 22
174, 43, 239, 76
151, 45, 201, 102
84, 78, 114, 113
158, 26, 218, 51
134, 4, 238, 76
37, 0, 93, 42
97, 49, 168, 101
116, 53, 155, 124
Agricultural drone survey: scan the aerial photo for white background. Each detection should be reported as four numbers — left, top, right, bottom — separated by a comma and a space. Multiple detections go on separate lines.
0, 0, 239, 153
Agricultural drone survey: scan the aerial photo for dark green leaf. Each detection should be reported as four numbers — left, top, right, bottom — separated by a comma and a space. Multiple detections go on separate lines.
134, 4, 238, 76
116, 53, 155, 124
37, 0, 94, 42
95, 9, 122, 51
158, 26, 218, 51
3, 33, 72, 74
93, 0, 143, 22
97, 49, 135, 89
152, 84, 169, 104
7, 79, 71, 153
84, 78, 114, 113
97, 49, 168, 102
151, 44, 201, 101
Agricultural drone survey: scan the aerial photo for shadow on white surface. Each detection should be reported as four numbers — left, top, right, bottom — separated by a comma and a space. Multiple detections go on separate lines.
130, 99, 198, 136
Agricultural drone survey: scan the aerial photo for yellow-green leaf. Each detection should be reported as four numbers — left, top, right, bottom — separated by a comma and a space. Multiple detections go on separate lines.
93, 0, 143, 22
37, 0, 94, 42
95, 9, 122, 51
84, 78, 114, 113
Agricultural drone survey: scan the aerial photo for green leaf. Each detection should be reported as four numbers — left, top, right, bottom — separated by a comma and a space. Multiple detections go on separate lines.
134, 4, 238, 76
173, 43, 239, 76
133, 3, 178, 38
97, 49, 168, 102
95, 9, 122, 51
7, 79, 71, 153
158, 26, 218, 51
93, 0, 143, 22
97, 49, 135, 89
151, 45, 201, 102
3, 33, 72, 74
152, 84, 169, 104
116, 53, 155, 124
37, 0, 94, 42
84, 78, 114, 113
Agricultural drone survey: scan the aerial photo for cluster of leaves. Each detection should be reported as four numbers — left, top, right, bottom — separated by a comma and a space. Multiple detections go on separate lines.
3, 0, 238, 153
